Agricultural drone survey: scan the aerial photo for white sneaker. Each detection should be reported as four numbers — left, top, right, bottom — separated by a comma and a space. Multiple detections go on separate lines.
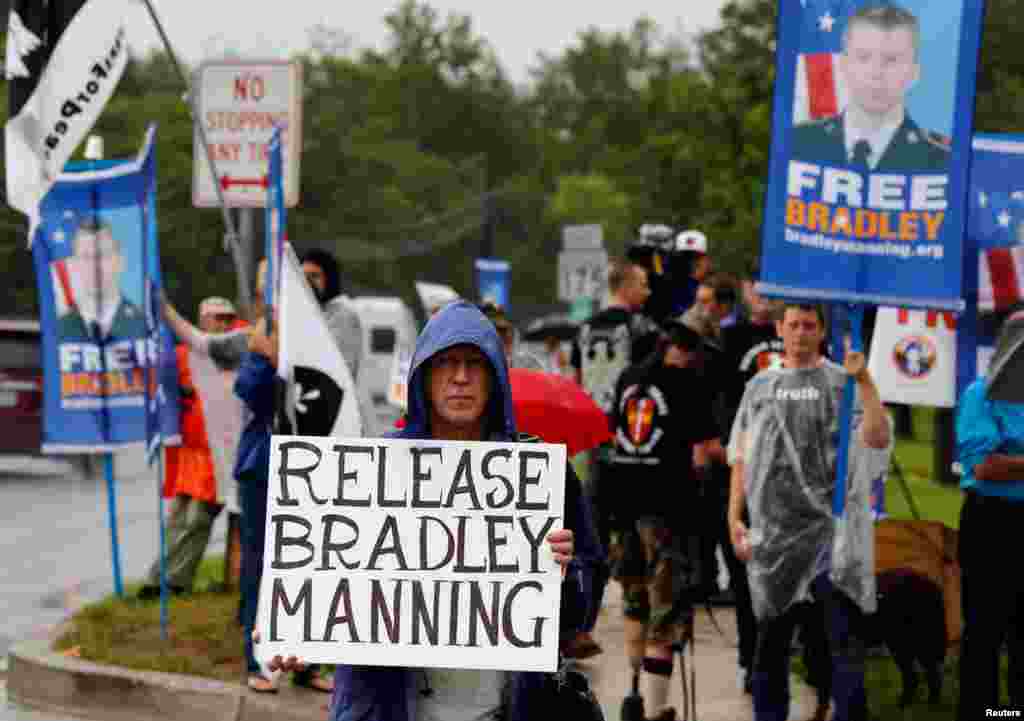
260, 661, 284, 686
737, 667, 752, 694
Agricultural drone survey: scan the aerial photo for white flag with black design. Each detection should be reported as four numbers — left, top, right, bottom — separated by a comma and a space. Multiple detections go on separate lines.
5, 0, 131, 241
278, 243, 362, 438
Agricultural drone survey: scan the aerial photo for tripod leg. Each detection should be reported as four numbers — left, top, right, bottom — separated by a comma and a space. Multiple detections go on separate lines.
689, 638, 697, 721
679, 647, 688, 721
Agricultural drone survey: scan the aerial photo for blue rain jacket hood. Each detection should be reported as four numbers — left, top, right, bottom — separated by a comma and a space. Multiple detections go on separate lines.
399, 299, 516, 442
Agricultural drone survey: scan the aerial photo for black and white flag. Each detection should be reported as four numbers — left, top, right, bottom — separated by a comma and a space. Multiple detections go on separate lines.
279, 243, 362, 438
5, 0, 130, 241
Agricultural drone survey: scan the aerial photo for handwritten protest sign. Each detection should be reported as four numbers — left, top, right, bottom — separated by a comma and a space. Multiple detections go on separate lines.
255, 436, 567, 672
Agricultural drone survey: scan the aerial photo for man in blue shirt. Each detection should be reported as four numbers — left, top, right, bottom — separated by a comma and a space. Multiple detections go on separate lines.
956, 308, 1024, 720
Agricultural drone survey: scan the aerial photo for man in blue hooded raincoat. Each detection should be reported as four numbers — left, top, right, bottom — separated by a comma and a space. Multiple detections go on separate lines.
266, 300, 595, 721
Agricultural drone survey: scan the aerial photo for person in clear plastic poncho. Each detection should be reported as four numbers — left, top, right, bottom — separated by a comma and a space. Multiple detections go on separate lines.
727, 304, 892, 721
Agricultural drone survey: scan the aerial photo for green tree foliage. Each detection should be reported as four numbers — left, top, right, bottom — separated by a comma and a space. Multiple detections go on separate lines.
1, 0, 1023, 319
546, 174, 632, 256
974, 0, 1024, 134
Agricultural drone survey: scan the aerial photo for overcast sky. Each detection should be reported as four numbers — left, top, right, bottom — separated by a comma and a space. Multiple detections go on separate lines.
127, 1, 730, 82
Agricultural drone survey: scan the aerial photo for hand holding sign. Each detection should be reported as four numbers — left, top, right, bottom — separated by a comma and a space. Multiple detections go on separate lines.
842, 336, 869, 383
546, 527, 574, 567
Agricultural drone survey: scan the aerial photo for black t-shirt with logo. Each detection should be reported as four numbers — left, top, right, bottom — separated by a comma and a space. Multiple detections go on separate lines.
720, 321, 785, 442
608, 362, 719, 519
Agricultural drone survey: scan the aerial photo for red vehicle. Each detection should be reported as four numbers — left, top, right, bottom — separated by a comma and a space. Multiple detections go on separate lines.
0, 318, 97, 477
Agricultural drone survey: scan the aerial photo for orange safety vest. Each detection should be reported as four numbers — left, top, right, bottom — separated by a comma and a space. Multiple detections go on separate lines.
162, 345, 218, 504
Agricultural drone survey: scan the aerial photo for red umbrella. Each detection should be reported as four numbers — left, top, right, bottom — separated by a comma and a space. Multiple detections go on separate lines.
509, 368, 612, 456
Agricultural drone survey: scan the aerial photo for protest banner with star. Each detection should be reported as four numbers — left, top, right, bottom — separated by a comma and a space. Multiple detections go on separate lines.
29, 126, 180, 454
758, 0, 986, 311
955, 133, 1024, 394
968, 135, 1024, 316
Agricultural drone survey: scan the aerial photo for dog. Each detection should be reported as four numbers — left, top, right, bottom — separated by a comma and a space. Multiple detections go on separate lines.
867, 569, 947, 708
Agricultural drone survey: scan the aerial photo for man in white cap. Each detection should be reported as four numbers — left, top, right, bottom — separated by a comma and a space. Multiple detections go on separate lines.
197, 297, 237, 330
669, 229, 713, 318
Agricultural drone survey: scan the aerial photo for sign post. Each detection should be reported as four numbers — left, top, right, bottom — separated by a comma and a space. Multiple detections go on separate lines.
558, 225, 607, 322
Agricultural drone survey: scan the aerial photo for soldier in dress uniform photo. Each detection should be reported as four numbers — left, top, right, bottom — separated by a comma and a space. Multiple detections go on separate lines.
791, 2, 950, 173
57, 215, 147, 342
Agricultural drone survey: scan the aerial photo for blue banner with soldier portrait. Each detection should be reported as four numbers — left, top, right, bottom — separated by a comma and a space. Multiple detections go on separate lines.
30, 126, 180, 455
758, 0, 986, 311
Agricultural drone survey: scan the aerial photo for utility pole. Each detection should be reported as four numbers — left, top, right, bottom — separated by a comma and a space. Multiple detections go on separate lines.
472, 153, 491, 261
481, 191, 496, 260
237, 208, 257, 314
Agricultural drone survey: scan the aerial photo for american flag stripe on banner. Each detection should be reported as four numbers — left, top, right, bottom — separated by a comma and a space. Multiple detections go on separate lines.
980, 247, 1024, 312
970, 136, 1024, 313
794, 53, 847, 124
792, 0, 861, 125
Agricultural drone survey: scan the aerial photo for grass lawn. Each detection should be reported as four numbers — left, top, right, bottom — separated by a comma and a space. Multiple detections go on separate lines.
54, 557, 245, 682
884, 406, 963, 529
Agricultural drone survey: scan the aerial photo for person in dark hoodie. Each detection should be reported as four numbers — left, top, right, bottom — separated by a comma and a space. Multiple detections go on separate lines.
263, 300, 590, 720
301, 248, 365, 384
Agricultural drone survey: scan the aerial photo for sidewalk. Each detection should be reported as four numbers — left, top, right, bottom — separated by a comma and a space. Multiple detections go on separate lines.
8, 639, 325, 721
580, 582, 820, 721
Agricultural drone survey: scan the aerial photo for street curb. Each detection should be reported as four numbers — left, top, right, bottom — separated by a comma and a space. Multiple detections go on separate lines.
8, 639, 326, 721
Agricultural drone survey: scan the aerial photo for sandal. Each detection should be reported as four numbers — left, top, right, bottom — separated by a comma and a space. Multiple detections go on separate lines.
293, 670, 334, 693
247, 674, 279, 693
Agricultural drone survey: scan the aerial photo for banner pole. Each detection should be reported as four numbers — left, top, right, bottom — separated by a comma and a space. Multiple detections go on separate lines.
137, 139, 169, 637
85, 136, 125, 598
158, 449, 168, 640
264, 127, 285, 335
138, 0, 248, 316
102, 454, 124, 597
832, 304, 864, 518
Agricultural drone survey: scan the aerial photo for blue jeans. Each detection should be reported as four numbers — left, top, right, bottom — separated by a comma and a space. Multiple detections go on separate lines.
751, 573, 867, 721
239, 473, 269, 675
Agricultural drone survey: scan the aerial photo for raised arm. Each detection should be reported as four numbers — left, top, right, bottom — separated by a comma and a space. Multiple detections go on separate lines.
162, 297, 204, 350
844, 350, 891, 450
